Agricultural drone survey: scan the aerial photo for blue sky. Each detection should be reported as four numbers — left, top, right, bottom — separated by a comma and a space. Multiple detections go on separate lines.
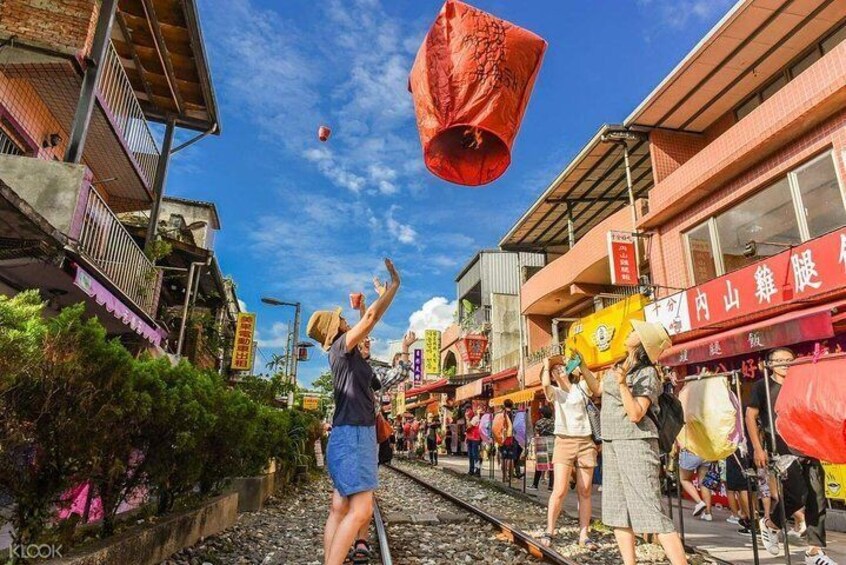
165, 0, 732, 387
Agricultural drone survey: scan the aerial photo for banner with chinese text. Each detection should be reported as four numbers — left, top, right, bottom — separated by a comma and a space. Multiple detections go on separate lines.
413, 349, 423, 386
424, 330, 441, 376
231, 313, 256, 371
607, 230, 638, 286
302, 396, 319, 411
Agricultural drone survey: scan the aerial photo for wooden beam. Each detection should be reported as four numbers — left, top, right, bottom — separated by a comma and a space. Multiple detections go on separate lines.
139, 0, 184, 115
116, 12, 156, 106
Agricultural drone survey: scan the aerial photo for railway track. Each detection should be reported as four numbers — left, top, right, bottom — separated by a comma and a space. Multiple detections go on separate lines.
378, 461, 722, 565
381, 463, 580, 565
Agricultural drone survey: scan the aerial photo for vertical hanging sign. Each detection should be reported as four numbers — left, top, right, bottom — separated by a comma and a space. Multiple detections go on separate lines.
231, 313, 257, 371
413, 349, 423, 386
608, 230, 639, 286
424, 329, 442, 376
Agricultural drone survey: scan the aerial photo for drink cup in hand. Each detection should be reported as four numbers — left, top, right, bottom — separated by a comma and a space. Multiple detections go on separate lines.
349, 293, 363, 309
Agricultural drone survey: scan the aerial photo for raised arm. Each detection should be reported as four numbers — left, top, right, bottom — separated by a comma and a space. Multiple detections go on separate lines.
541, 357, 554, 402
344, 259, 400, 352
576, 355, 602, 396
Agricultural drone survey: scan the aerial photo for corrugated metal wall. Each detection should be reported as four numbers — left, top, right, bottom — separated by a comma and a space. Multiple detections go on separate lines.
458, 251, 545, 304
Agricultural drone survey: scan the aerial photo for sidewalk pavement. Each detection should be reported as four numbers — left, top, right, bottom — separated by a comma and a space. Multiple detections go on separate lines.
420, 454, 845, 565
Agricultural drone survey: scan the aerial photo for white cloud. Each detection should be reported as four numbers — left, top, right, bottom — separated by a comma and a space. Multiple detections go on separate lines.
256, 321, 290, 349
408, 297, 457, 335
637, 0, 733, 30
385, 206, 418, 245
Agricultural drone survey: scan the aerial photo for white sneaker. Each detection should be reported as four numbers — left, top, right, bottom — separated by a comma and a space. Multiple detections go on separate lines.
726, 515, 740, 525
759, 518, 780, 556
692, 500, 707, 517
700, 513, 713, 522
789, 522, 808, 540
805, 550, 838, 565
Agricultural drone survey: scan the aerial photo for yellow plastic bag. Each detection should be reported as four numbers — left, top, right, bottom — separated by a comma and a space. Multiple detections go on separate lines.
677, 375, 737, 461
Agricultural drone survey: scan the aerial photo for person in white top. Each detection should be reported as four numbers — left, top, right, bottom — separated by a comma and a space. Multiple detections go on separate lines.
538, 356, 600, 550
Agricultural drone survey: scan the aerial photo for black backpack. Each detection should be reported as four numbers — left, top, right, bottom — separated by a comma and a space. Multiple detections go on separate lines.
648, 391, 684, 455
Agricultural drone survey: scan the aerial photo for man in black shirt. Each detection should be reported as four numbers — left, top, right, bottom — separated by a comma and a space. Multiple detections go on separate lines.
746, 347, 836, 565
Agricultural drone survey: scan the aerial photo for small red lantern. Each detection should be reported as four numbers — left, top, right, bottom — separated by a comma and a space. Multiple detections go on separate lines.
318, 125, 331, 142
297, 346, 309, 361
409, 0, 547, 186
457, 334, 489, 366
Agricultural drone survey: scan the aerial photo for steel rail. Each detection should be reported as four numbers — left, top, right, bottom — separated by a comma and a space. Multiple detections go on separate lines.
384, 464, 581, 565
372, 499, 392, 565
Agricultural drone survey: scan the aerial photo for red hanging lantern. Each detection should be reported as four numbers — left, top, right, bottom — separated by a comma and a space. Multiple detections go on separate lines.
318, 125, 331, 142
297, 346, 309, 361
408, 0, 547, 186
457, 334, 488, 366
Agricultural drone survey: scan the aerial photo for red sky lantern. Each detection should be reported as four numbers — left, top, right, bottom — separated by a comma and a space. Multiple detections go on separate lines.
318, 125, 331, 142
409, 0, 547, 186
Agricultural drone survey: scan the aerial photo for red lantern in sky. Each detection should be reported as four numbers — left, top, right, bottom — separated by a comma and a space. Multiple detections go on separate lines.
409, 0, 547, 186
318, 125, 331, 142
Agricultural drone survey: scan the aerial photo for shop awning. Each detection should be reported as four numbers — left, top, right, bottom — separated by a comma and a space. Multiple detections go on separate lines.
404, 378, 450, 400
490, 387, 539, 407
405, 398, 437, 411
74, 266, 165, 346
488, 367, 518, 383
661, 301, 846, 366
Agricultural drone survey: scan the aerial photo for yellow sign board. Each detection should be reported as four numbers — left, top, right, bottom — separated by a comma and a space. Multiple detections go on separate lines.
393, 391, 406, 416
230, 313, 256, 371
566, 294, 647, 369
823, 463, 845, 501
302, 396, 320, 411
424, 330, 441, 375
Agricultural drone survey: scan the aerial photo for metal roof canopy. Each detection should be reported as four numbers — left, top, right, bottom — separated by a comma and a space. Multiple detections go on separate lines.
499, 124, 653, 253
625, 0, 845, 132
113, 0, 219, 133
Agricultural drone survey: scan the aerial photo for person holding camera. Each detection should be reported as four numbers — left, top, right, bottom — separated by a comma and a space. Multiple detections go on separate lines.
538, 355, 599, 550
576, 320, 687, 565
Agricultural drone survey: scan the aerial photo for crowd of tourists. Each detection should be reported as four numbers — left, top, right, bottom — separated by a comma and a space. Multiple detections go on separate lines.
305, 259, 837, 565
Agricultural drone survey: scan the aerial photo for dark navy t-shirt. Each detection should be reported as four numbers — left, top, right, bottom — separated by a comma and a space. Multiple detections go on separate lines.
329, 333, 376, 427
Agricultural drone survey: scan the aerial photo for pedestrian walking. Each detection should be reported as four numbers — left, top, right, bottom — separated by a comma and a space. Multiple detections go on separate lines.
537, 356, 599, 549
724, 448, 752, 532
307, 258, 400, 565
577, 320, 688, 565
465, 408, 482, 476
678, 448, 715, 521
426, 414, 441, 465
747, 347, 837, 564
495, 400, 517, 482
532, 405, 554, 490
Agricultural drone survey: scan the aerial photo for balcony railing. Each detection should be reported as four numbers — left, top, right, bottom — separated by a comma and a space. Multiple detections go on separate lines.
97, 41, 160, 188
77, 187, 158, 315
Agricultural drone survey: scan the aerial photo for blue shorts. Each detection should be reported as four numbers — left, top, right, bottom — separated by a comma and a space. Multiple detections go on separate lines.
679, 450, 707, 471
327, 425, 378, 497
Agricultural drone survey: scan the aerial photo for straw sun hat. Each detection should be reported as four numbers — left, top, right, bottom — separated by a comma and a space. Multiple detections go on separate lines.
306, 307, 343, 350
630, 319, 672, 363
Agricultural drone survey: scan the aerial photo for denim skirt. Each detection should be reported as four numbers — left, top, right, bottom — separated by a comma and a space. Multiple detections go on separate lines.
327, 425, 378, 497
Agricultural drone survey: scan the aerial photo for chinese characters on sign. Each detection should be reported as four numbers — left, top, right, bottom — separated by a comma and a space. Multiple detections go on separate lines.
413, 349, 423, 386
230, 313, 256, 371
682, 226, 846, 330
424, 330, 441, 376
607, 230, 639, 286
302, 396, 319, 411
644, 291, 692, 336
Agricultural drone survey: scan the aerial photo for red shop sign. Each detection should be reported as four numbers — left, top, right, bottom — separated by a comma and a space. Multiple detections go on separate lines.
685, 227, 846, 330
607, 230, 638, 286
662, 309, 834, 366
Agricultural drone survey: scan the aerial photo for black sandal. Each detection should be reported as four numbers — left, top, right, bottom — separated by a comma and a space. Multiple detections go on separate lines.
352, 539, 372, 564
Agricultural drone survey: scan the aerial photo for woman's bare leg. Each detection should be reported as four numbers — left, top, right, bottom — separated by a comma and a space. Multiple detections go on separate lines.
679, 469, 703, 505
324, 490, 349, 559
326, 491, 373, 565
575, 465, 595, 542
657, 531, 689, 565
613, 527, 637, 565
546, 463, 574, 538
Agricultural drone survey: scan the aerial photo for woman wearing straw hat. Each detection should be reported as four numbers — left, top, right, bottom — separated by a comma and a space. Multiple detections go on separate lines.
577, 319, 688, 565
307, 258, 400, 565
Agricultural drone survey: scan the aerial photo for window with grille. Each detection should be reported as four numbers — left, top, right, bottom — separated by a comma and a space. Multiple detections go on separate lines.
0, 128, 23, 156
